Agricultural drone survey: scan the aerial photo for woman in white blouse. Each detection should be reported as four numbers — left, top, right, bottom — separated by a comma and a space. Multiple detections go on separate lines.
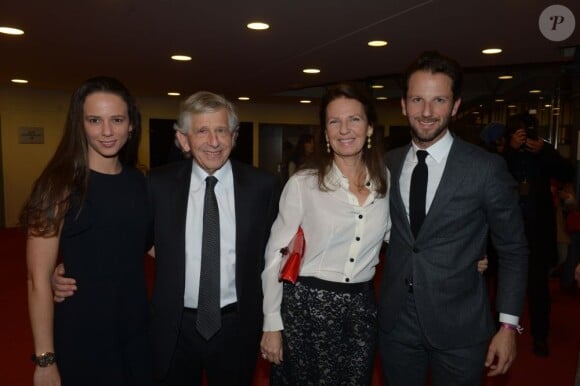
260, 83, 390, 385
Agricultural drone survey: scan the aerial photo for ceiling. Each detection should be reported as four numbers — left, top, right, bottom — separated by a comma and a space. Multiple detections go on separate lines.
1, 0, 579, 105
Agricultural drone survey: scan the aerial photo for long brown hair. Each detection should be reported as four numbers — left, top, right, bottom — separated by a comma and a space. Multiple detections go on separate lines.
312, 83, 387, 196
19, 76, 141, 236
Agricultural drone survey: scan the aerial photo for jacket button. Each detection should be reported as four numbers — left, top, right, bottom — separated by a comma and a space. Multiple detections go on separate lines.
413, 247, 419, 253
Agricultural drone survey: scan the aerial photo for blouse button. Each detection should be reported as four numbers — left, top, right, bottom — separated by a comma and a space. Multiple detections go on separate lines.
355, 237, 360, 241
358, 214, 363, 219
345, 278, 350, 282
350, 258, 355, 262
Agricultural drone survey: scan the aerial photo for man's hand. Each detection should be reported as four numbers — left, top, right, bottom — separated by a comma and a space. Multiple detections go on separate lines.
509, 128, 527, 150
51, 263, 77, 302
477, 256, 489, 273
260, 331, 283, 365
524, 137, 544, 154
485, 327, 517, 376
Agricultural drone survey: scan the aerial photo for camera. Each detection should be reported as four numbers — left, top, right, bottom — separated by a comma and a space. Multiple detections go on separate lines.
525, 126, 538, 140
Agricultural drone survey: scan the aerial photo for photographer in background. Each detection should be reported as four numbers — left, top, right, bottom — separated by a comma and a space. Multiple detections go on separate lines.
504, 112, 574, 357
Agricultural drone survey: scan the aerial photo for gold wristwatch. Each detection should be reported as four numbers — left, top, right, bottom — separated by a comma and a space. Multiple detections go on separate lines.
31, 352, 56, 367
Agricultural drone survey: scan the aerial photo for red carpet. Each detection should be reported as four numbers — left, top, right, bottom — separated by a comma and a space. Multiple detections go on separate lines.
1, 227, 578, 385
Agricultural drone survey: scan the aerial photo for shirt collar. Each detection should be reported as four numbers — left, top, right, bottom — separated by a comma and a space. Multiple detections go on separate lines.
411, 129, 453, 163
190, 159, 232, 191
324, 161, 374, 191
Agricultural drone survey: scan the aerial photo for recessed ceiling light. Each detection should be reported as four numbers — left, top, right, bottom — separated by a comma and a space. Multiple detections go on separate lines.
498, 74, 513, 80
508, 104, 517, 108
302, 68, 320, 74
529, 89, 541, 94
238, 96, 250, 101
544, 104, 551, 107
11, 79, 28, 84
371, 84, 384, 89
0, 26, 24, 35
167, 92, 180, 96
368, 40, 387, 47
552, 107, 560, 110
247, 22, 269, 30
300, 100, 311, 104
482, 48, 502, 54
472, 111, 480, 114
495, 99, 504, 102
171, 55, 192, 61
376, 96, 388, 100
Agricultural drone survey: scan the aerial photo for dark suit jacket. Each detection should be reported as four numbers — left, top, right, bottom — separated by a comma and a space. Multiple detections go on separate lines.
147, 159, 280, 380
379, 137, 528, 349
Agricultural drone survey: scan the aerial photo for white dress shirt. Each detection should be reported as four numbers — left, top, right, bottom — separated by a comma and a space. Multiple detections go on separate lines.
399, 130, 519, 326
183, 160, 238, 309
262, 163, 391, 331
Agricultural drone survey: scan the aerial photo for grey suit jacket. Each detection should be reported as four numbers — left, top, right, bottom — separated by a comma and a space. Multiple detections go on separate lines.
147, 159, 280, 380
378, 137, 528, 349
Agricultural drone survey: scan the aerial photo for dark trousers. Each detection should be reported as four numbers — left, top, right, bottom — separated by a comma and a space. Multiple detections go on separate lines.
159, 304, 255, 386
379, 293, 487, 386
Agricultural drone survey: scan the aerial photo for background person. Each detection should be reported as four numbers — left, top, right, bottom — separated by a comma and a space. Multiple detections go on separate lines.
22, 76, 153, 386
503, 112, 574, 356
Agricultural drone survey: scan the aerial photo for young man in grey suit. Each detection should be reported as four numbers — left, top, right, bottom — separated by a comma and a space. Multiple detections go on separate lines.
378, 51, 528, 386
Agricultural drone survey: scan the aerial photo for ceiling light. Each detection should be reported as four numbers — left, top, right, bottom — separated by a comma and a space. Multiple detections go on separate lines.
544, 104, 551, 107
303, 68, 320, 74
472, 111, 480, 114
508, 104, 517, 108
552, 107, 560, 110
167, 92, 180, 96
498, 75, 513, 80
0, 26, 24, 35
482, 48, 502, 54
376, 96, 388, 100
238, 96, 250, 101
529, 89, 541, 94
247, 22, 269, 30
495, 99, 504, 102
371, 84, 384, 89
368, 40, 387, 47
11, 79, 28, 84
171, 55, 192, 61
299, 100, 311, 104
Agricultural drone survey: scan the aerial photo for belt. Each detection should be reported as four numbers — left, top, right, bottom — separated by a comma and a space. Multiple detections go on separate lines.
184, 302, 237, 315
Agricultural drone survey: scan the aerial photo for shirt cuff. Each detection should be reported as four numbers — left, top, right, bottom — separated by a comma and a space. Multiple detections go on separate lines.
263, 312, 284, 332
499, 313, 519, 325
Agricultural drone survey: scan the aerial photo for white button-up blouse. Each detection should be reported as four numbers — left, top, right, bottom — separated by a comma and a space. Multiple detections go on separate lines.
262, 163, 390, 331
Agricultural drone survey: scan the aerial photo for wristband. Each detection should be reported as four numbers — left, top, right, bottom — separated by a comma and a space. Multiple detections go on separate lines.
501, 323, 523, 334
31, 352, 56, 367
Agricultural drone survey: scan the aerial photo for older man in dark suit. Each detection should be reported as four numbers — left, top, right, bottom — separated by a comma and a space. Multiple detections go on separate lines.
53, 91, 280, 386
378, 51, 528, 386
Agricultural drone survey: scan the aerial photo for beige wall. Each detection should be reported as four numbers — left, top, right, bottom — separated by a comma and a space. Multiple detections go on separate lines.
0, 87, 405, 227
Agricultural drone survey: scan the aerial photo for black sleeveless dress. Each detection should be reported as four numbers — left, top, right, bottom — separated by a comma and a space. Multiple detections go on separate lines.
54, 167, 153, 386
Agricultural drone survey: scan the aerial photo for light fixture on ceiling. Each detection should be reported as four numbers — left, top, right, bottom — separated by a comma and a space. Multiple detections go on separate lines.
238, 96, 250, 101
544, 104, 552, 107
371, 84, 384, 89
300, 100, 311, 104
367, 40, 387, 47
11, 79, 28, 84
495, 99, 504, 102
171, 55, 192, 61
167, 92, 180, 96
247, 22, 269, 30
376, 96, 388, 100
508, 104, 517, 108
498, 74, 513, 80
482, 48, 502, 54
303, 68, 320, 74
0, 26, 24, 35
529, 89, 541, 94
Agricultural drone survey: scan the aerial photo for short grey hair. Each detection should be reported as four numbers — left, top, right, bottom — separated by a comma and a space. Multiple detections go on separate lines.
174, 91, 239, 135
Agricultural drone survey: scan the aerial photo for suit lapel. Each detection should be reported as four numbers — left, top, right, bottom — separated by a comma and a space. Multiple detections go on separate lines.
231, 161, 251, 288
420, 138, 470, 238
389, 145, 414, 243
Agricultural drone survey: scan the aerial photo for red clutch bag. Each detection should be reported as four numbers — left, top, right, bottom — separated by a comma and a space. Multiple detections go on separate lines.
279, 227, 305, 284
